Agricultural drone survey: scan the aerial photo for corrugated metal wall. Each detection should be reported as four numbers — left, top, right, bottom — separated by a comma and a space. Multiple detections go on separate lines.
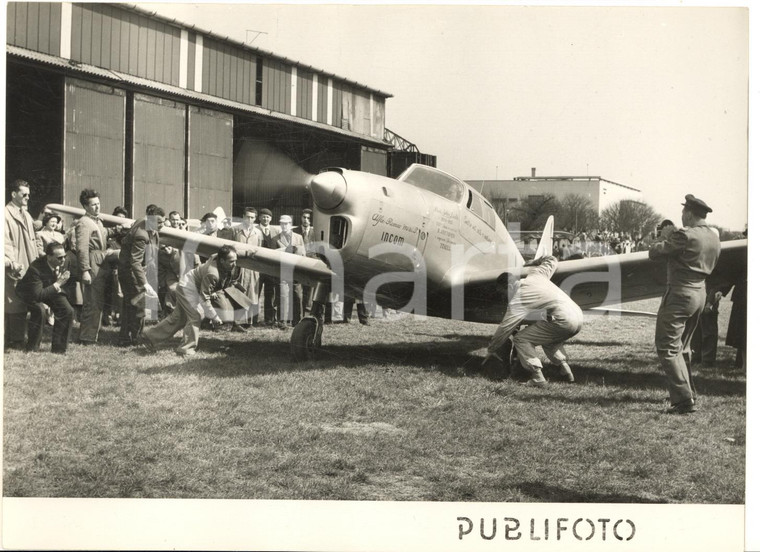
9, 2, 387, 141
63, 78, 126, 213
261, 58, 291, 114
202, 37, 257, 105
188, 106, 233, 217
132, 94, 186, 216
316, 75, 329, 124
351, 89, 371, 136
6, 2, 61, 56
71, 3, 181, 86
372, 97, 385, 141
295, 68, 314, 120
333, 80, 346, 128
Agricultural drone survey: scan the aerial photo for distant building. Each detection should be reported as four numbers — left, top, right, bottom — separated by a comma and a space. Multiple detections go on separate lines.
467, 167, 643, 217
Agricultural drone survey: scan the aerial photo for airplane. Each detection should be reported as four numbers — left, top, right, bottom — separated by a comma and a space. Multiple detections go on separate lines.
47, 163, 747, 363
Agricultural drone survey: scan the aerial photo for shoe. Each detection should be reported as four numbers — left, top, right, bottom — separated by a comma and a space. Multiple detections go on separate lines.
522, 379, 548, 389
666, 400, 696, 415
276, 322, 289, 331
175, 348, 196, 357
231, 323, 249, 333
359, 319, 370, 326
137, 334, 157, 354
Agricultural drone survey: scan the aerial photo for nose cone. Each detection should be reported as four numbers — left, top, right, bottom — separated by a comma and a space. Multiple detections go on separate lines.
310, 171, 347, 210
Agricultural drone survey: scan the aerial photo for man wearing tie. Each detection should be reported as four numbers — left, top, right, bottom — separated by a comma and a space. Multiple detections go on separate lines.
16, 242, 75, 353
293, 208, 316, 315
256, 208, 278, 325
4, 179, 38, 348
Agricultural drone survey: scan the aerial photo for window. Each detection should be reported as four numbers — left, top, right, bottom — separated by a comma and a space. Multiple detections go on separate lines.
397, 164, 463, 202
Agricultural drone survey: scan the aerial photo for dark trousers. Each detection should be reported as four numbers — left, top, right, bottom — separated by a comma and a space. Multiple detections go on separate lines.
692, 309, 719, 365
259, 275, 278, 324
26, 297, 75, 353
302, 285, 313, 315
343, 300, 369, 324
4, 311, 28, 346
118, 298, 145, 346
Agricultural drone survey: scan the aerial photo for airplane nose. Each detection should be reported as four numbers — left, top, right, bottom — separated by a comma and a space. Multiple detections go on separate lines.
310, 170, 347, 210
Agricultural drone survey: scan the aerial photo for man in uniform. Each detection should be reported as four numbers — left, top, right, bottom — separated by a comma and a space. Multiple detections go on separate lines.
484, 255, 582, 387
141, 245, 239, 356
4, 179, 38, 348
649, 194, 721, 414
117, 205, 165, 346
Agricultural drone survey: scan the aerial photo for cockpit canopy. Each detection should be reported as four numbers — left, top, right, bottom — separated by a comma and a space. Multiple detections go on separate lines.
398, 164, 496, 229
397, 164, 464, 203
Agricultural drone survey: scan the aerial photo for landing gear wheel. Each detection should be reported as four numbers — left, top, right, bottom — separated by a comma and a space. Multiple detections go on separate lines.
290, 316, 323, 361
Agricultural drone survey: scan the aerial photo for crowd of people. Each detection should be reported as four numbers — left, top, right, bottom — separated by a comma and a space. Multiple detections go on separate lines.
5, 181, 746, 409
4, 181, 375, 357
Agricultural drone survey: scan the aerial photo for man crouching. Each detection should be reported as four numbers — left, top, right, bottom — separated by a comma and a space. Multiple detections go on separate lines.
140, 245, 238, 356
485, 256, 583, 387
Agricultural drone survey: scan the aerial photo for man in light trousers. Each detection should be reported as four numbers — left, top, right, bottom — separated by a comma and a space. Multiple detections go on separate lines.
485, 255, 582, 387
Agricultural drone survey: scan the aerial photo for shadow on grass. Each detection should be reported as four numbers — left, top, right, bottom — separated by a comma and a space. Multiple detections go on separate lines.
566, 364, 745, 398
131, 328, 746, 399
514, 481, 666, 503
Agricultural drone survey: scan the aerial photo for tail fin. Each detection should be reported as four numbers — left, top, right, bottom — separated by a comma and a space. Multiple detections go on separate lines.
533, 215, 554, 260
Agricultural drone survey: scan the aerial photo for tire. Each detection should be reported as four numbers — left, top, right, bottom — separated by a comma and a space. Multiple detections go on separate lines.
290, 316, 321, 361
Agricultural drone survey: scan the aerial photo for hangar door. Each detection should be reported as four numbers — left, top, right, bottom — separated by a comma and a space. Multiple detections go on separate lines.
133, 94, 186, 216
64, 78, 125, 212
188, 106, 233, 217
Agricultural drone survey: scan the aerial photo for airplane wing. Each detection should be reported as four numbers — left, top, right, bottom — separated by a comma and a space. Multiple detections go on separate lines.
46, 204, 335, 286
454, 238, 747, 317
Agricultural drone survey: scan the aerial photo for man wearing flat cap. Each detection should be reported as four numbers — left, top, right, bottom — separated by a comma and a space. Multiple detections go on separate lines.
649, 194, 721, 414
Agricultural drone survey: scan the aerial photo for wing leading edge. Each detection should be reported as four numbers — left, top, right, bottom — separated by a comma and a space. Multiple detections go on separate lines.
453, 238, 747, 316
46, 204, 335, 286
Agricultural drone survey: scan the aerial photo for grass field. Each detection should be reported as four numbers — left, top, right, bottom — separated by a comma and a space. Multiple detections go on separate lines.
2, 298, 746, 503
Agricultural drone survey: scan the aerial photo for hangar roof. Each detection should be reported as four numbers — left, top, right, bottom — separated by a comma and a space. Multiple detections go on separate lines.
120, 3, 394, 100
8, 45, 390, 149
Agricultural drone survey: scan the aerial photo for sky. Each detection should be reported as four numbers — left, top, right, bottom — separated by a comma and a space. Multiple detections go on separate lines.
137, 2, 751, 230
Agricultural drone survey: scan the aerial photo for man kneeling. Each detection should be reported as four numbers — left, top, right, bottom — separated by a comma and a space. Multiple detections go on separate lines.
17, 242, 74, 354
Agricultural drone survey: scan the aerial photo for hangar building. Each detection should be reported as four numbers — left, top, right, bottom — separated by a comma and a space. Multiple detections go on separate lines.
5, 2, 435, 220
468, 168, 643, 217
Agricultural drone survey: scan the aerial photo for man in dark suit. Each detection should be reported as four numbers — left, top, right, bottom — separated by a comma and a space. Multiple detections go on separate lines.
293, 208, 316, 315
256, 208, 278, 325
16, 242, 74, 354
118, 205, 165, 346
